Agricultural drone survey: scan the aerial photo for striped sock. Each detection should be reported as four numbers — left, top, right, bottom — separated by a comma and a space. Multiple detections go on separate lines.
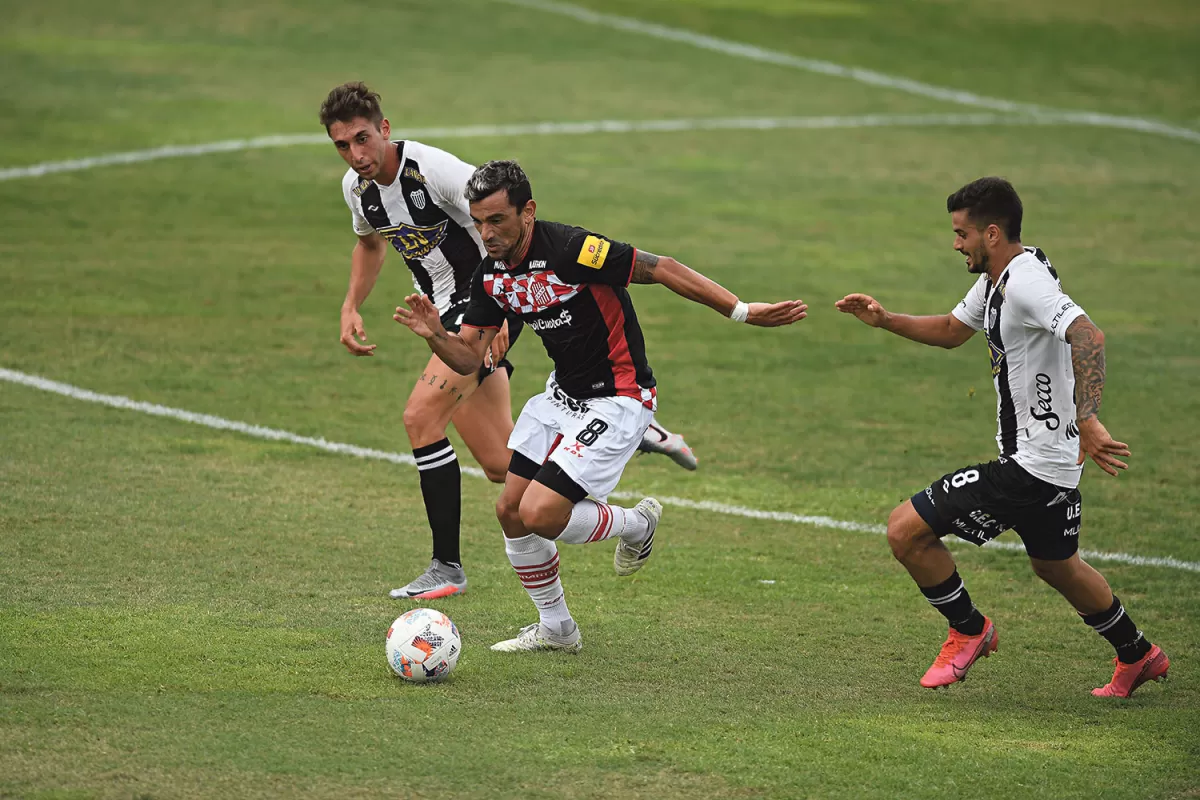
1081, 596, 1152, 664
920, 570, 985, 635
414, 438, 461, 568
505, 533, 572, 629
555, 499, 649, 545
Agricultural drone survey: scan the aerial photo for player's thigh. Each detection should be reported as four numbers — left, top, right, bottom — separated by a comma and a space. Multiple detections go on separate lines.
452, 368, 514, 482
403, 353, 483, 444
547, 396, 652, 502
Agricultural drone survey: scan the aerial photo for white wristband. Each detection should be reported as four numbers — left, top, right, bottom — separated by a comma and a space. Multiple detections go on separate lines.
730, 301, 750, 323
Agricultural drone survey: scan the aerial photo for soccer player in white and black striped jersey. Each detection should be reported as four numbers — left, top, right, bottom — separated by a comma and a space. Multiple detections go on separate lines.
837, 178, 1169, 697
319, 83, 696, 601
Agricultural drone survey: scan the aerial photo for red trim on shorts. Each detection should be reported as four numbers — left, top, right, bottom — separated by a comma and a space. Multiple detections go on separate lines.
592, 285, 640, 400
544, 433, 564, 463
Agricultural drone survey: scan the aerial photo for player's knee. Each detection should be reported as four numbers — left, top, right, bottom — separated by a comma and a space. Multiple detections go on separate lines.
402, 400, 445, 445
1029, 557, 1070, 585
495, 491, 522, 527
518, 495, 565, 536
886, 505, 921, 561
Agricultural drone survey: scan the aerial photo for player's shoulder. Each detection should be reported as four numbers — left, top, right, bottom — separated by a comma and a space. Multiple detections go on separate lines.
399, 139, 458, 169
1005, 246, 1059, 291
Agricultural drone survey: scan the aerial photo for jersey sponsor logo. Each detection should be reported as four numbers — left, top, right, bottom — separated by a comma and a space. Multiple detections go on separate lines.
403, 166, 426, 183
353, 178, 371, 197
529, 260, 549, 270
577, 235, 610, 269
484, 270, 581, 315
1065, 420, 1080, 439
377, 220, 448, 260
409, 190, 427, 210
528, 308, 573, 332
1030, 373, 1061, 430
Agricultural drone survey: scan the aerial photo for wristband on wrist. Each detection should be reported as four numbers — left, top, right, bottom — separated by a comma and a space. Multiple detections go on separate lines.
730, 300, 750, 323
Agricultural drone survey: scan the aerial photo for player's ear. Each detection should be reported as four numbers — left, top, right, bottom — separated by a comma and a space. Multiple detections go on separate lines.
379, 118, 391, 139
521, 199, 536, 219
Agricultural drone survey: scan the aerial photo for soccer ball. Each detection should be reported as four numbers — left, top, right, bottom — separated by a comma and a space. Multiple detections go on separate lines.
385, 608, 461, 683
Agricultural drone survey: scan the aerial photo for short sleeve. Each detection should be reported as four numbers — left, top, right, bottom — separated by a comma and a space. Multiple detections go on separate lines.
553, 229, 637, 287
461, 263, 505, 330
420, 144, 477, 217
950, 276, 988, 331
1009, 270, 1087, 342
342, 174, 374, 237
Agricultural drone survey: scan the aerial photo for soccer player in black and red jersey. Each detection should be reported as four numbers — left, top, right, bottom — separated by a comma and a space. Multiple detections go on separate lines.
395, 160, 807, 652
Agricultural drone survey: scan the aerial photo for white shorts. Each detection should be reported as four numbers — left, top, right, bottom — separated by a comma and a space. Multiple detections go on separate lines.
508, 375, 656, 501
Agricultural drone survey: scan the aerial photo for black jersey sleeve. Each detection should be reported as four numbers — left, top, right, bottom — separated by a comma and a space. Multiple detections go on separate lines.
461, 262, 504, 330
553, 229, 637, 287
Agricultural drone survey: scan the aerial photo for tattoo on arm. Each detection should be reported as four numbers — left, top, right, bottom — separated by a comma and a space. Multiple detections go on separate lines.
1066, 316, 1105, 420
630, 250, 660, 284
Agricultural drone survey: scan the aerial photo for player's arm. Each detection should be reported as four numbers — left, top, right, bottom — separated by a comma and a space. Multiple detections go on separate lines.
835, 294, 976, 348
393, 294, 497, 376
1064, 315, 1130, 476
340, 231, 388, 356
631, 250, 807, 327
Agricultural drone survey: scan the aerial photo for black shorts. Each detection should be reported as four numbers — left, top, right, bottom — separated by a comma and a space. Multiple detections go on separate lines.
439, 302, 522, 382
910, 456, 1083, 561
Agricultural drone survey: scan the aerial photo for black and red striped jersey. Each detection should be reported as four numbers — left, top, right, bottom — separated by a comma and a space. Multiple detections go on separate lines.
462, 219, 656, 403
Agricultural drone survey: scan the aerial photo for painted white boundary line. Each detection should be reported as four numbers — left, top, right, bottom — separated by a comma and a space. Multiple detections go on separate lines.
4, 367, 1197, 575
500, 0, 1200, 146
0, 110, 1193, 183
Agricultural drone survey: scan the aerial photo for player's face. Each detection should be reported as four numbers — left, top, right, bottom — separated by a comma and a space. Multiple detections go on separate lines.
470, 191, 535, 262
951, 210, 989, 274
328, 117, 391, 180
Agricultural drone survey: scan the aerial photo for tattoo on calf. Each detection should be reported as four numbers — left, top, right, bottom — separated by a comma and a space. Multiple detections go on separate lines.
1066, 316, 1105, 420
630, 250, 660, 284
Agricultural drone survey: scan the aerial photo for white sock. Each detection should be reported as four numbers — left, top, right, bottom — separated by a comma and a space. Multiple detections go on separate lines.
556, 499, 649, 545
504, 533, 572, 630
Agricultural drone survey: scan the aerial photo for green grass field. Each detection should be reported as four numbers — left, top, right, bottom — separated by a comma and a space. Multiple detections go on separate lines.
2, 0, 1198, 797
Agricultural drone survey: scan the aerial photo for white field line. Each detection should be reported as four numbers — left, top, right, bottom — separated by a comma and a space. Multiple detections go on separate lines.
500, 0, 1200, 146
4, 367, 1198, 575
0, 110, 1192, 183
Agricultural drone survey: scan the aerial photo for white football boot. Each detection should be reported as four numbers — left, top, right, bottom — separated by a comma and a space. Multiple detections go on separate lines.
490, 620, 582, 653
614, 498, 662, 577
638, 422, 698, 471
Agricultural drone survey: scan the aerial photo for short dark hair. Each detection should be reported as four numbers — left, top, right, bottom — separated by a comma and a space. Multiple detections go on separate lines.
946, 177, 1023, 241
465, 160, 533, 210
319, 82, 383, 132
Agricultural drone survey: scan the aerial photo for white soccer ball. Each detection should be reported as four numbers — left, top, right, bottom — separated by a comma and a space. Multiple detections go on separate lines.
385, 608, 461, 683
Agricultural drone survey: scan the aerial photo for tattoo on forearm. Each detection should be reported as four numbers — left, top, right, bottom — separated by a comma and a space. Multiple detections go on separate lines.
630, 250, 660, 284
1066, 316, 1105, 420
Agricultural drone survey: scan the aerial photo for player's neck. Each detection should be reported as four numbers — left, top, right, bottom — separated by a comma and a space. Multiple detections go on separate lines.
987, 243, 1025, 284
505, 218, 536, 267
375, 143, 401, 186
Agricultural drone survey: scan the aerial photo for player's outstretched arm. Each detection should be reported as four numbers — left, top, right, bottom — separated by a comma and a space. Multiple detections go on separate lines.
340, 233, 388, 356
835, 294, 975, 349
1065, 315, 1130, 476
393, 294, 495, 376
631, 250, 807, 327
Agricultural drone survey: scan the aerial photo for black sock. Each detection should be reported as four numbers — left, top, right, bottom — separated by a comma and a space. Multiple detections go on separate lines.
414, 438, 461, 568
920, 570, 986, 635
1081, 596, 1152, 664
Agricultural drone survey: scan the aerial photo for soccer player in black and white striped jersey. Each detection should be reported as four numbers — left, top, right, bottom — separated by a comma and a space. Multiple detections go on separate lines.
837, 178, 1168, 697
319, 83, 696, 601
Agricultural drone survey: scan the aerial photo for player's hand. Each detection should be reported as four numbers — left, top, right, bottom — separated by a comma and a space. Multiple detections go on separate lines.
393, 294, 447, 340
490, 319, 511, 367
835, 294, 890, 328
746, 300, 807, 327
340, 308, 376, 356
1076, 417, 1130, 477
